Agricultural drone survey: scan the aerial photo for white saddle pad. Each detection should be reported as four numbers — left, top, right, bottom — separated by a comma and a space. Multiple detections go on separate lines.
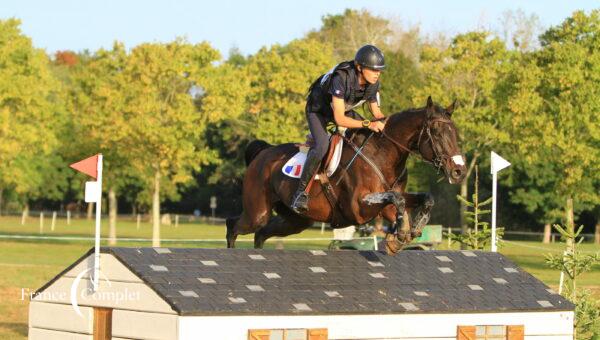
282, 141, 344, 178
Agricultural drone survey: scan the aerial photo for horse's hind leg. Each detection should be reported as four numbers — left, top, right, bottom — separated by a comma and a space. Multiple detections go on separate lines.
226, 209, 271, 248
226, 216, 239, 248
254, 204, 314, 248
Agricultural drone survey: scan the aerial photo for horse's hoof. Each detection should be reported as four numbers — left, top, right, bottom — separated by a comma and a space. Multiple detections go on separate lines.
385, 234, 402, 255
411, 230, 422, 239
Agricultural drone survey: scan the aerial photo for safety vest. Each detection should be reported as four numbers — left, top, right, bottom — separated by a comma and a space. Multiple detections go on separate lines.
306, 61, 380, 117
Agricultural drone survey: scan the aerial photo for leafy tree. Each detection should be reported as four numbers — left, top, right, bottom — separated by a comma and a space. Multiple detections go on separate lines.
378, 50, 421, 115
0, 19, 63, 214
546, 200, 600, 339
504, 10, 600, 225
308, 9, 392, 60
415, 31, 513, 235
497, 9, 543, 51
67, 42, 143, 244
243, 38, 335, 144
122, 39, 220, 246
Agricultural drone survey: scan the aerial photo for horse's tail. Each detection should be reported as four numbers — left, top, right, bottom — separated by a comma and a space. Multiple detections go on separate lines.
244, 140, 272, 166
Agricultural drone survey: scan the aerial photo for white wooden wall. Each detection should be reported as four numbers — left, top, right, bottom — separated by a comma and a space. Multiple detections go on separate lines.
178, 311, 574, 340
29, 253, 177, 339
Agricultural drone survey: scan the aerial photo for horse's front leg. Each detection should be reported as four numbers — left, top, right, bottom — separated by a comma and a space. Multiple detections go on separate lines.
362, 191, 405, 227
402, 192, 434, 239
362, 191, 406, 254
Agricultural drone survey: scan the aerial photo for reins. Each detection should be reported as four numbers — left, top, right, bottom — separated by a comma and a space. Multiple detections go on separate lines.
336, 113, 455, 191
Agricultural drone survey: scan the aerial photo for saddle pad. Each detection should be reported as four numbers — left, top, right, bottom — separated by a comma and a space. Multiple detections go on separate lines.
282, 141, 344, 178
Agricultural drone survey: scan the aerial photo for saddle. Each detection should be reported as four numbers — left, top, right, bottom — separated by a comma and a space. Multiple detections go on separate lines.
282, 131, 344, 179
282, 130, 346, 227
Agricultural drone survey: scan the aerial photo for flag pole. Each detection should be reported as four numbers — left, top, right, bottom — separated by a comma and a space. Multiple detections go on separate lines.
491, 170, 498, 252
93, 154, 103, 291
490, 151, 510, 253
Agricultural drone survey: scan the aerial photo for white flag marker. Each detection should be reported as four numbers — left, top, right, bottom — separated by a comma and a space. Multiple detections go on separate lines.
490, 151, 510, 252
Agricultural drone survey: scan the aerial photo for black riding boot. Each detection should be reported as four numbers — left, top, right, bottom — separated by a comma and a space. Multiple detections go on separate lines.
290, 149, 321, 214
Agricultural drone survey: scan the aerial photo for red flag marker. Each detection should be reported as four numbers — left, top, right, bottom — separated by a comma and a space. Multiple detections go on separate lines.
69, 153, 103, 291
69, 154, 99, 179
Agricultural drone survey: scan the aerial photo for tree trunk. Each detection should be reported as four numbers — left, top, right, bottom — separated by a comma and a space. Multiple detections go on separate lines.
108, 187, 117, 246
152, 169, 161, 247
595, 222, 600, 245
565, 197, 576, 302
565, 198, 574, 249
87, 202, 94, 220
542, 223, 551, 244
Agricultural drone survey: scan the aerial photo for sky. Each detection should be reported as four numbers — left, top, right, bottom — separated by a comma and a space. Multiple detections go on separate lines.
2, 0, 597, 57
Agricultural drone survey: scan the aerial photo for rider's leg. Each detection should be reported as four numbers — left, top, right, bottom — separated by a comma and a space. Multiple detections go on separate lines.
291, 111, 329, 213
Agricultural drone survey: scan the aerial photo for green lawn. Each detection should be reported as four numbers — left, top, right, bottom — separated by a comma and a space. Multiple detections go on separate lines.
0, 216, 598, 339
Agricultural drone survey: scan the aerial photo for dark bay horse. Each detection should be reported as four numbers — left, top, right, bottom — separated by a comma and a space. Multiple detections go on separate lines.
226, 97, 466, 254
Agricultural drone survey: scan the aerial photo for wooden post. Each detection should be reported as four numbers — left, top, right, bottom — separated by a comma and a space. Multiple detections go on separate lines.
152, 169, 161, 248
320, 222, 325, 234
136, 214, 141, 230
448, 227, 452, 248
175, 214, 179, 228
39, 212, 44, 234
67, 210, 71, 225
93, 307, 112, 340
51, 212, 57, 231
595, 223, 600, 245
542, 223, 551, 244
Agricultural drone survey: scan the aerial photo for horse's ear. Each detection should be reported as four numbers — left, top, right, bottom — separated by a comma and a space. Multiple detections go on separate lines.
426, 96, 434, 116
446, 99, 457, 116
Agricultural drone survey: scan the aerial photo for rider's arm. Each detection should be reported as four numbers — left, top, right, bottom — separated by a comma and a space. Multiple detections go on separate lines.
332, 96, 365, 129
369, 100, 385, 120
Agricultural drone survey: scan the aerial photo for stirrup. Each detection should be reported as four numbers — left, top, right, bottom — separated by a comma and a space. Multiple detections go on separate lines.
291, 191, 309, 213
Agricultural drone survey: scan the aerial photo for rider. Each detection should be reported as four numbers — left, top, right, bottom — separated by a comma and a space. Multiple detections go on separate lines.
290, 44, 387, 214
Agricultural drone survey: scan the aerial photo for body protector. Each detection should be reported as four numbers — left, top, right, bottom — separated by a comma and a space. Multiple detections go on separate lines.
306, 61, 380, 120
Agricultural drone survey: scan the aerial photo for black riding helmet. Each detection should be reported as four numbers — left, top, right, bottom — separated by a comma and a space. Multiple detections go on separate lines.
355, 45, 385, 71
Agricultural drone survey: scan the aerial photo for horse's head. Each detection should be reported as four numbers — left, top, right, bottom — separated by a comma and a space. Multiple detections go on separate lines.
415, 96, 466, 184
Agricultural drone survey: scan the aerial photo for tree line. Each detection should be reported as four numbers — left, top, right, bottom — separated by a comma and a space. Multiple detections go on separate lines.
0, 9, 598, 242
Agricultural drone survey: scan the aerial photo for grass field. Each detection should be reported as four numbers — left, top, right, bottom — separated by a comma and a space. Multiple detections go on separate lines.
1, 216, 598, 339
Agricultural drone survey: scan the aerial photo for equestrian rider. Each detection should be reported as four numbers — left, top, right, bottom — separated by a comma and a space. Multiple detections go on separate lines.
290, 44, 387, 214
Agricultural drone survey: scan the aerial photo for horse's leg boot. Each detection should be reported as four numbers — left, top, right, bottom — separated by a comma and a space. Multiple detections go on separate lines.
291, 149, 321, 214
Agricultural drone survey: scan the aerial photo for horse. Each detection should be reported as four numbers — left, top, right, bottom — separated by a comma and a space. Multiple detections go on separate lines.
226, 96, 466, 254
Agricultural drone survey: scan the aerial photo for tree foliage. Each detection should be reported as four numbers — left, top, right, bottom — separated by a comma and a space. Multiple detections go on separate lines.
0, 19, 64, 203
504, 10, 600, 222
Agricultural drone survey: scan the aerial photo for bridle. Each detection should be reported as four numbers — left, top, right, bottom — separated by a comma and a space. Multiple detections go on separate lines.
381, 115, 455, 174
